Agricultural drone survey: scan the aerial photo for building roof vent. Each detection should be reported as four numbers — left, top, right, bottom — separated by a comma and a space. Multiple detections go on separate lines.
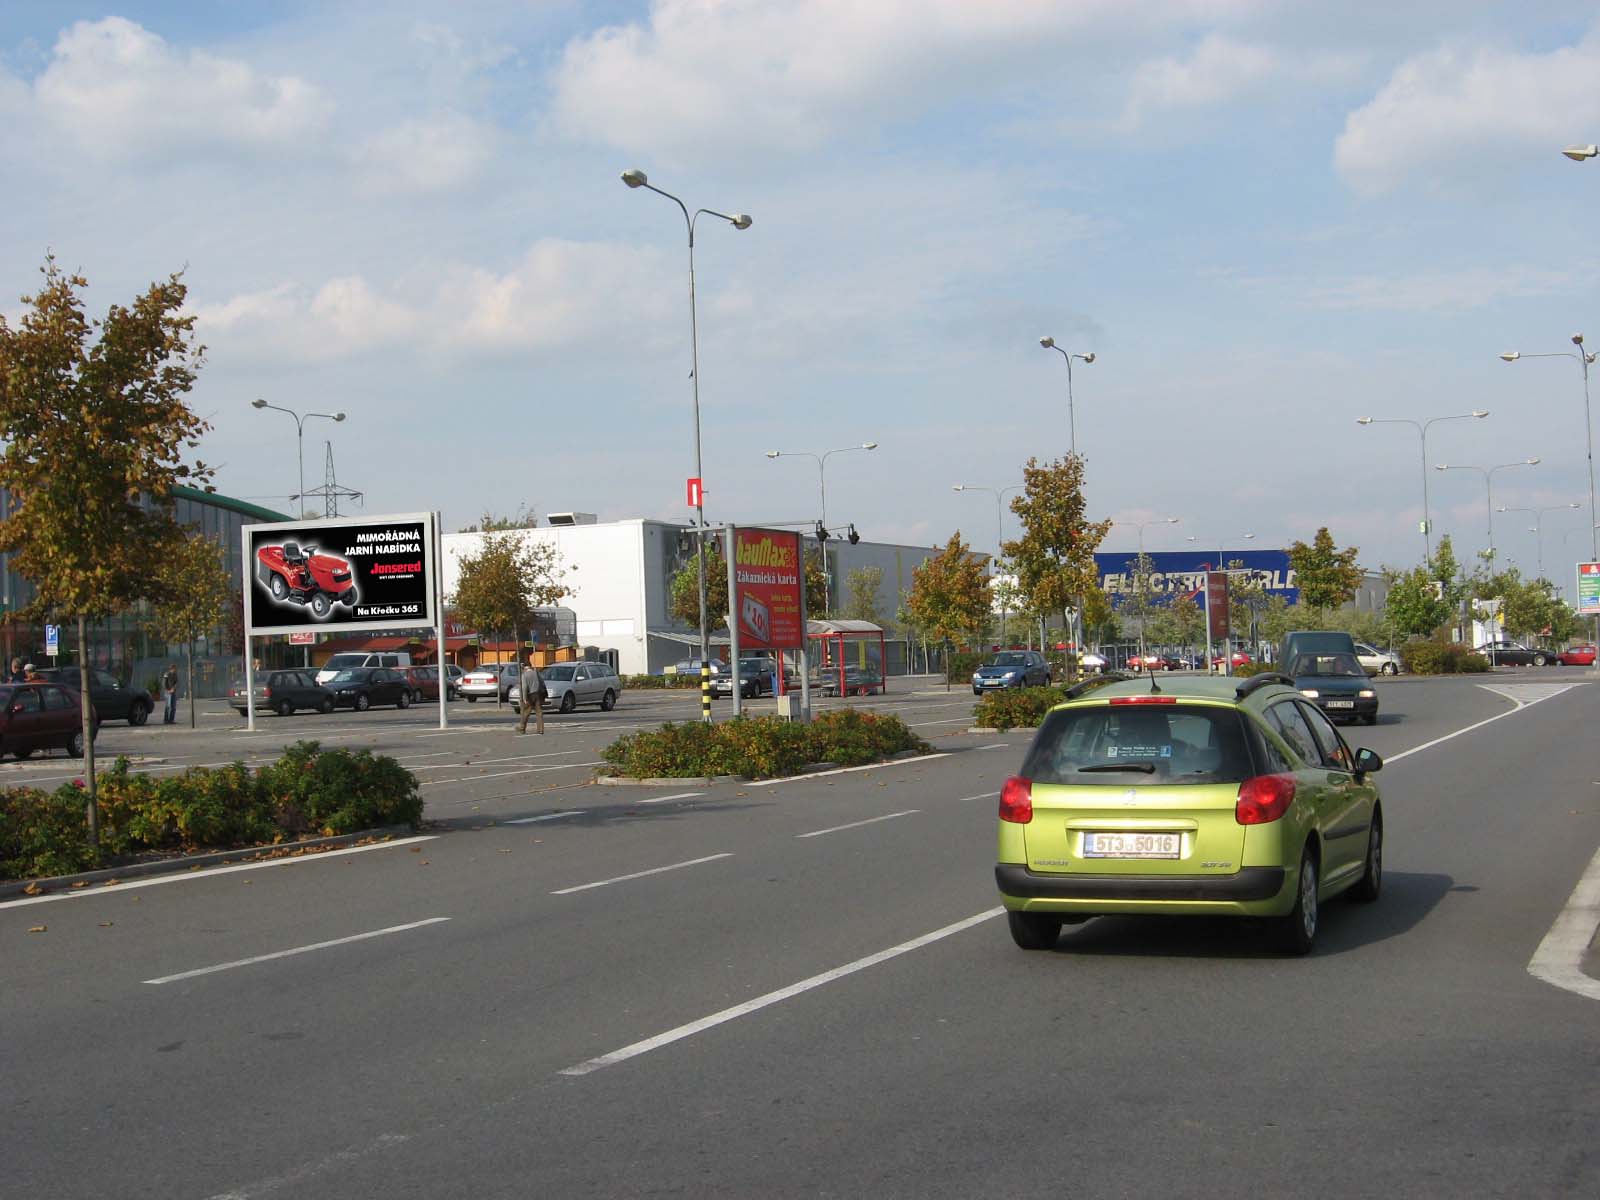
545, 512, 598, 526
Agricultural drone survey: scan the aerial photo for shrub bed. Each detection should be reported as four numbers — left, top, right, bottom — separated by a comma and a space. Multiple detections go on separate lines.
622, 673, 703, 690
601, 711, 930, 780
1400, 641, 1490, 674
972, 675, 1129, 731
1, 741, 421, 882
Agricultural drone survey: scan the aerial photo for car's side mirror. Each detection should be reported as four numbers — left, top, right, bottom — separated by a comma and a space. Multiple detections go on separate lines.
1353, 747, 1383, 776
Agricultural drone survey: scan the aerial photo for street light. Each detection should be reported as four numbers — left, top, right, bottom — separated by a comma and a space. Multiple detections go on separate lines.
1356, 410, 1489, 562
623, 168, 752, 719
1562, 144, 1598, 161
1498, 337, 1599, 566
954, 483, 1025, 648
1432, 457, 1540, 562
1187, 533, 1254, 675
250, 400, 346, 516
1038, 336, 1095, 457
1497, 503, 1581, 580
766, 443, 877, 615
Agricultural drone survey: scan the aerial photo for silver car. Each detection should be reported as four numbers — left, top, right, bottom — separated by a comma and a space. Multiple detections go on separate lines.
539, 661, 623, 712
1353, 642, 1401, 675
460, 663, 520, 702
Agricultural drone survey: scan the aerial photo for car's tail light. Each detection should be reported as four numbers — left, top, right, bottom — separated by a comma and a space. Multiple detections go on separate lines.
999, 776, 1033, 824
1236, 774, 1296, 825
262, 687, 272, 699
1109, 695, 1177, 705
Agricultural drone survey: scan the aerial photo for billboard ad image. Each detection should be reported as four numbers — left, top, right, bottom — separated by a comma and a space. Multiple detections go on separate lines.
1578, 561, 1600, 616
1095, 549, 1299, 609
733, 528, 803, 650
244, 513, 437, 636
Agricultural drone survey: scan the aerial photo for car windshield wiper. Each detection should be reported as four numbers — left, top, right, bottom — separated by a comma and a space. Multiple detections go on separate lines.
1077, 762, 1157, 774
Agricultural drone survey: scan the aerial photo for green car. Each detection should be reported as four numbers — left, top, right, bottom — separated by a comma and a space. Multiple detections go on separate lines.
995, 673, 1383, 955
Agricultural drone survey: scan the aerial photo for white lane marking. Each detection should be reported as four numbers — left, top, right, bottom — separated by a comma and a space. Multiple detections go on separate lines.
974, 743, 1009, 752
1478, 682, 1585, 706
1528, 842, 1600, 1002
956, 791, 999, 802
551, 853, 732, 895
144, 917, 451, 985
909, 717, 977, 727
507, 811, 584, 824
409, 749, 582, 769
796, 810, 919, 839
206, 1132, 410, 1199
0, 836, 437, 910
1384, 684, 1571, 764
639, 791, 705, 805
746, 753, 950, 788
560, 907, 1004, 1076
421, 761, 604, 787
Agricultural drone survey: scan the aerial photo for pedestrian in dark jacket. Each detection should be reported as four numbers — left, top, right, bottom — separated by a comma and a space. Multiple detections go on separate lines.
162, 663, 179, 724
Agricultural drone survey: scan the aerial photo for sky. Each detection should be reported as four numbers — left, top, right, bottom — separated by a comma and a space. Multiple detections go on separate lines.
4, 1, 1600, 589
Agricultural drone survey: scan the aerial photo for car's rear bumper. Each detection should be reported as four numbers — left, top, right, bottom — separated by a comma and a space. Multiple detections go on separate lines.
996, 862, 1287, 904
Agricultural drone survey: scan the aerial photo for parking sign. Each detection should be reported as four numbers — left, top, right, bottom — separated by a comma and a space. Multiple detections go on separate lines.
45, 624, 58, 657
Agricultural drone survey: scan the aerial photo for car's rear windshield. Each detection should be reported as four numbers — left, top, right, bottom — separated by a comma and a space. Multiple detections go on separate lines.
1020, 702, 1256, 786
543, 665, 576, 681
324, 655, 366, 669
1292, 653, 1363, 677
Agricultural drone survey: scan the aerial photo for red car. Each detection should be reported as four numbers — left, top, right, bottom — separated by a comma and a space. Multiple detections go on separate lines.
0, 681, 99, 759
1558, 643, 1597, 666
256, 541, 358, 619
1211, 650, 1253, 669
1126, 653, 1177, 672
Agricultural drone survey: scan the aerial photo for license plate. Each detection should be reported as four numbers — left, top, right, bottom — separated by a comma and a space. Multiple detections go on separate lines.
1081, 831, 1182, 859
1326, 699, 1355, 708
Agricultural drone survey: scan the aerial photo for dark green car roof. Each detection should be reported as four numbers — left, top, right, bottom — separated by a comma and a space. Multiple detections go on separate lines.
1067, 673, 1301, 710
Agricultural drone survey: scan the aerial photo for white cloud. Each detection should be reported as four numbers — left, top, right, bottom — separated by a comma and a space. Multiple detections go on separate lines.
352, 112, 496, 193
1119, 35, 1282, 128
1335, 31, 1600, 193
31, 17, 328, 159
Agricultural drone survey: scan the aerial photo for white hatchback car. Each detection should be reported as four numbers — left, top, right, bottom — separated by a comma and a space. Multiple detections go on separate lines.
1353, 642, 1401, 675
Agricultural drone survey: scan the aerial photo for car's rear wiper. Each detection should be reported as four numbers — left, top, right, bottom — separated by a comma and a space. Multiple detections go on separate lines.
1077, 762, 1157, 774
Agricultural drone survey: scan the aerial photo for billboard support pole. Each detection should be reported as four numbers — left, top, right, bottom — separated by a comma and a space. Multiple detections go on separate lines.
726, 525, 741, 719
243, 634, 255, 732
435, 512, 447, 730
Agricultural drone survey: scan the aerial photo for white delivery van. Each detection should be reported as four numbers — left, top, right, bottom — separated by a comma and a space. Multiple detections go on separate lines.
316, 651, 411, 685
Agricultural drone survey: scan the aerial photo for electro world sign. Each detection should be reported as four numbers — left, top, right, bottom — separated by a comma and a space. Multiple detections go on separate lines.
1095, 549, 1299, 609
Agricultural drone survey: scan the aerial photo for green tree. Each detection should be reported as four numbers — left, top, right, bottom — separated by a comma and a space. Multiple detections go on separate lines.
1080, 584, 1119, 647
451, 523, 568, 696
1004, 455, 1111, 680
843, 565, 884, 623
147, 532, 233, 729
0, 258, 212, 849
907, 533, 993, 666
1148, 591, 1204, 652
670, 539, 825, 630
1288, 527, 1363, 613
1118, 552, 1159, 657
990, 569, 1024, 646
1385, 566, 1452, 638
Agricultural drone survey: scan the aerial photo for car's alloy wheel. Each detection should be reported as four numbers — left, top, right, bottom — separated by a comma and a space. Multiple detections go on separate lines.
601, 690, 616, 711
1276, 850, 1319, 955
1533, 653, 1548, 667
68, 730, 84, 758
129, 700, 150, 726
1007, 911, 1062, 951
1381, 662, 1397, 675
355, 693, 370, 712
396, 690, 410, 709
1351, 818, 1382, 902
275, 699, 293, 717
318, 697, 334, 714
560, 692, 577, 714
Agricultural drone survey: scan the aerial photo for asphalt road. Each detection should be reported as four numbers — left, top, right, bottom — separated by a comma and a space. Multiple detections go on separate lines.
5, 670, 1599, 1197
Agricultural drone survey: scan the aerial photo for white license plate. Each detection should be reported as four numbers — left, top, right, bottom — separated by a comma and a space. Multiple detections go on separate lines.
1326, 699, 1355, 708
1081, 831, 1182, 859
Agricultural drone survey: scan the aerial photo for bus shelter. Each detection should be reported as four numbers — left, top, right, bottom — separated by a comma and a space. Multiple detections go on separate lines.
808, 619, 887, 696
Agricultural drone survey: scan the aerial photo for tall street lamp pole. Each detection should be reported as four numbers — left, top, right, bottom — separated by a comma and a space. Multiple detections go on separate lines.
1497, 503, 1581, 580
766, 443, 877, 615
1038, 337, 1094, 458
623, 169, 752, 720
954, 483, 1024, 647
1432, 457, 1540, 563
250, 400, 346, 516
1356, 410, 1489, 563
1499, 338, 1598, 563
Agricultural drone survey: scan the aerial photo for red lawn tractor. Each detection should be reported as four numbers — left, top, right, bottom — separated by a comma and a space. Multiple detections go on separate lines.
255, 542, 358, 618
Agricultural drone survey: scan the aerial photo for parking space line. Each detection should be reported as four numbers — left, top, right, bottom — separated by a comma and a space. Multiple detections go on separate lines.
956, 791, 999, 802
559, 908, 1004, 1076
421, 761, 604, 787
1528, 841, 1600, 1002
639, 792, 705, 805
409, 750, 582, 770
143, 917, 451, 985
797, 810, 919, 839
551, 853, 732, 895
746, 753, 949, 787
910, 717, 976, 727
507, 811, 584, 824
973, 743, 1009, 751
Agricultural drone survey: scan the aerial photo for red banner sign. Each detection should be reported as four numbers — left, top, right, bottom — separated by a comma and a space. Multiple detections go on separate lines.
1205, 571, 1229, 640
686, 477, 703, 507
733, 527, 803, 649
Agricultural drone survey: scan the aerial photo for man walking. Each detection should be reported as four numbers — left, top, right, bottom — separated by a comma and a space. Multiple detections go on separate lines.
516, 658, 544, 735
161, 662, 179, 725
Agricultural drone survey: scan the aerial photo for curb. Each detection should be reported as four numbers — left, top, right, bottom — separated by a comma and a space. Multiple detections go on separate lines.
0, 824, 418, 900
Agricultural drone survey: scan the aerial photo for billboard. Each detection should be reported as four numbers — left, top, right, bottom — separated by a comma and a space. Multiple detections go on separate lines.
244, 513, 438, 636
1578, 561, 1600, 616
1095, 549, 1298, 609
1206, 571, 1230, 640
733, 527, 804, 650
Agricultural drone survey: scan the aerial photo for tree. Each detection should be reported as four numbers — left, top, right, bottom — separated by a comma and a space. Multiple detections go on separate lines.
1118, 552, 1159, 658
460, 506, 537, 533
451, 523, 568, 697
990, 569, 1025, 646
0, 258, 212, 850
1287, 527, 1363, 612
1385, 566, 1452, 639
843, 565, 884, 624
147, 532, 234, 728
1148, 591, 1204, 651
1004, 455, 1111, 681
907, 533, 993, 667
1080, 584, 1119, 647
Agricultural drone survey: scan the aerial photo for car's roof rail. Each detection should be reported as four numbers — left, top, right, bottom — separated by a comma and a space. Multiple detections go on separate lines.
1235, 672, 1295, 699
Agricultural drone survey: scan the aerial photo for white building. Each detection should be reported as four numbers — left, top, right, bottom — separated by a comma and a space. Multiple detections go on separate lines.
440, 515, 940, 676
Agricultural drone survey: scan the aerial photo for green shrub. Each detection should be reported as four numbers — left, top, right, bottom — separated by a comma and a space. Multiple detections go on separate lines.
1400, 641, 1490, 674
946, 651, 987, 684
0, 784, 100, 880
807, 708, 928, 765
256, 741, 422, 835
622, 673, 701, 689
601, 712, 930, 779
974, 687, 1065, 731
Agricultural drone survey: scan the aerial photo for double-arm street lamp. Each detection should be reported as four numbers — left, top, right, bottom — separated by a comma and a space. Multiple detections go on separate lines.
1356, 410, 1489, 562
1432, 457, 1540, 563
766, 443, 877, 615
250, 400, 346, 516
1499, 337, 1598, 565
623, 169, 752, 716
1038, 337, 1094, 457
1497, 503, 1581, 581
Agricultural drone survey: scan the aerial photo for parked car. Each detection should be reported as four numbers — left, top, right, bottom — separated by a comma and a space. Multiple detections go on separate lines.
539, 661, 623, 712
1474, 639, 1551, 667
996, 672, 1384, 955
711, 657, 779, 698
0, 681, 99, 758
1289, 650, 1378, 725
33, 667, 152, 725
315, 651, 411, 686
229, 670, 335, 717
972, 650, 1052, 693
400, 664, 457, 701
1211, 649, 1254, 670
460, 663, 519, 702
324, 666, 413, 711
672, 658, 725, 680
1080, 651, 1108, 673
1353, 642, 1402, 675
1558, 643, 1598, 666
